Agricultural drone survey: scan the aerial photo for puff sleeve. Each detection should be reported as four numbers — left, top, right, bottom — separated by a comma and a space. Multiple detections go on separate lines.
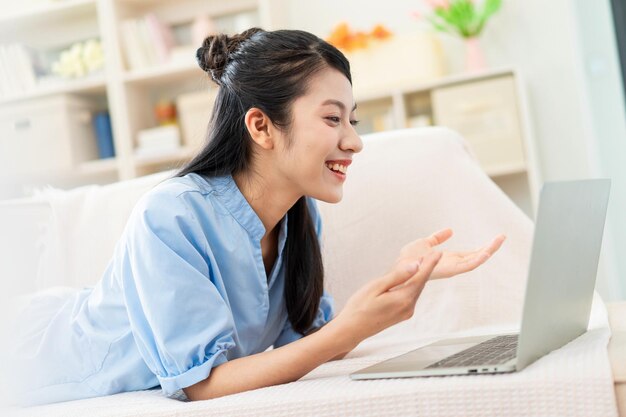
273, 197, 335, 348
118, 190, 236, 395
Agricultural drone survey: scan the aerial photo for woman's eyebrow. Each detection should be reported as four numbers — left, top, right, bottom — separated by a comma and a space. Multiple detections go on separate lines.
321, 99, 358, 112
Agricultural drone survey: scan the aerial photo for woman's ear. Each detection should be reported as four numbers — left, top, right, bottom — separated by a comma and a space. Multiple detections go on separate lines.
244, 108, 274, 150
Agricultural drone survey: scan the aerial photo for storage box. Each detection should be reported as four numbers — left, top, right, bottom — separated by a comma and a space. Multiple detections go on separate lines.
0, 95, 100, 176
431, 75, 526, 176
135, 125, 181, 156
175, 88, 218, 152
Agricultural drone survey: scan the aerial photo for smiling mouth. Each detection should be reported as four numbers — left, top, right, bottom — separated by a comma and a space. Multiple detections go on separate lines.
325, 162, 348, 174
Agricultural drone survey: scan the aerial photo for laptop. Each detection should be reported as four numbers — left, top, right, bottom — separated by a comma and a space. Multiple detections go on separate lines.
351, 179, 611, 380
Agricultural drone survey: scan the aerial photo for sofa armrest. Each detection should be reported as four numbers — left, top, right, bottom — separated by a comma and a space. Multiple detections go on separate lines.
0, 198, 51, 296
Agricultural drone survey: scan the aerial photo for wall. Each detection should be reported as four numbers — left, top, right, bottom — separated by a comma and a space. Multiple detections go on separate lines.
285, 0, 592, 180
571, 0, 626, 301
487, 0, 626, 300
284, 0, 625, 300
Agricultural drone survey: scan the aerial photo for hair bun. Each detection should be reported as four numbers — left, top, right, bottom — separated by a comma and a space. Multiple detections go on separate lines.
196, 28, 264, 84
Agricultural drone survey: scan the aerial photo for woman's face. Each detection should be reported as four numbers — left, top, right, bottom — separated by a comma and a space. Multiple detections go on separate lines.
275, 67, 363, 204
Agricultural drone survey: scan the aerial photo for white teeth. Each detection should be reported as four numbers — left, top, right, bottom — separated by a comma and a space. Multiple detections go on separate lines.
326, 162, 348, 174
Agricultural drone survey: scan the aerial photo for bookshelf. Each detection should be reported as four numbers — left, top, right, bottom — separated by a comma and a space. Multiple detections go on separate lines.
122, 61, 198, 85
0, 0, 288, 198
0, 2, 540, 216
352, 67, 541, 216
78, 156, 118, 176
0, 0, 96, 24
0, 75, 106, 106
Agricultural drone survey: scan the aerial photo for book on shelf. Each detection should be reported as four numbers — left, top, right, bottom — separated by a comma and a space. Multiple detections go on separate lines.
120, 14, 175, 71
135, 125, 181, 157
120, 20, 149, 70
93, 111, 116, 159
0, 43, 37, 98
145, 13, 175, 63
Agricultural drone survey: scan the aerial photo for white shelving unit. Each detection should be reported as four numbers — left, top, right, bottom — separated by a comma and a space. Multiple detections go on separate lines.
0, 75, 106, 106
0, 0, 288, 198
100, 0, 288, 180
353, 67, 541, 217
0, 1, 540, 217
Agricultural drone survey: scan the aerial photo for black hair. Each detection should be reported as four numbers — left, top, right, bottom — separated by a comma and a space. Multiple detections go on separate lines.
176, 28, 352, 334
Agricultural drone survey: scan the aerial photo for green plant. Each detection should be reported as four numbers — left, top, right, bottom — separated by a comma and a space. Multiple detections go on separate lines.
424, 0, 502, 38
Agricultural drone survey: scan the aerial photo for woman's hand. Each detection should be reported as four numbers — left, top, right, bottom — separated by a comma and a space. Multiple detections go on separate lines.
332, 251, 443, 349
184, 254, 443, 401
328, 230, 504, 353
395, 229, 506, 279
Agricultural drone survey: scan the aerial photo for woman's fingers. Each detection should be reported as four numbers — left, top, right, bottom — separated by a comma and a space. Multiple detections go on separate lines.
389, 251, 442, 293
373, 259, 421, 294
395, 233, 506, 283
449, 234, 507, 272
468, 234, 507, 264
406, 251, 442, 289
454, 234, 507, 260
485, 234, 506, 255
427, 228, 454, 247
402, 228, 453, 253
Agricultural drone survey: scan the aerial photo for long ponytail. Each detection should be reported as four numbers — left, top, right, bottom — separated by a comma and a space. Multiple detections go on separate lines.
177, 28, 350, 333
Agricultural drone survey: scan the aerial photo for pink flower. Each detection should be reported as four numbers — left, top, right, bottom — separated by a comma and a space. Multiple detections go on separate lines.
410, 10, 422, 20
426, 0, 450, 9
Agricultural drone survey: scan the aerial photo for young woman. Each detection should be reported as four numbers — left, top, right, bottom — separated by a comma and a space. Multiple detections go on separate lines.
13, 28, 504, 405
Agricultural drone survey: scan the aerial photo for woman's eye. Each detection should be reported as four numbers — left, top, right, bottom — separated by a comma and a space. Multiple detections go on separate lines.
326, 117, 359, 127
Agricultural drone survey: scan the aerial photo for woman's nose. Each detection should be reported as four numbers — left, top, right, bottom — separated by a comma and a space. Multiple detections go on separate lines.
341, 127, 363, 154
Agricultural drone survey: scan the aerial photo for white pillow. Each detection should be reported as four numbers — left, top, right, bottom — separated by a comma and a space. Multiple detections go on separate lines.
318, 127, 534, 336
34, 170, 173, 290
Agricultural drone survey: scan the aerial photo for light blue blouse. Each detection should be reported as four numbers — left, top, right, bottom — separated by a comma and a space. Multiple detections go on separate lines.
13, 173, 334, 406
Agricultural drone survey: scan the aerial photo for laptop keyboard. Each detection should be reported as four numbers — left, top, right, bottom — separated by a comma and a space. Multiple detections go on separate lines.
425, 335, 519, 369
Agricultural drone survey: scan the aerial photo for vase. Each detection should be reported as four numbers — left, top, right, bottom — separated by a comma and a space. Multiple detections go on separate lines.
464, 37, 487, 73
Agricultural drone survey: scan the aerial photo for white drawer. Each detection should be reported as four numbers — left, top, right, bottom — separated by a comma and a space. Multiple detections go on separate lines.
431, 76, 526, 175
0, 95, 99, 175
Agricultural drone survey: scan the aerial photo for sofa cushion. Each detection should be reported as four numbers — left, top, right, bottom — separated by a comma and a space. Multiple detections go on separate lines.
317, 127, 534, 336
33, 170, 173, 290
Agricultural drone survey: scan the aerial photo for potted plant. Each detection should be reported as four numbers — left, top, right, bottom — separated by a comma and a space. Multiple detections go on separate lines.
416, 0, 503, 73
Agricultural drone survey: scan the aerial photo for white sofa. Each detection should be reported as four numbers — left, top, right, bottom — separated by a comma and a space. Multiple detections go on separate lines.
1, 127, 624, 416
